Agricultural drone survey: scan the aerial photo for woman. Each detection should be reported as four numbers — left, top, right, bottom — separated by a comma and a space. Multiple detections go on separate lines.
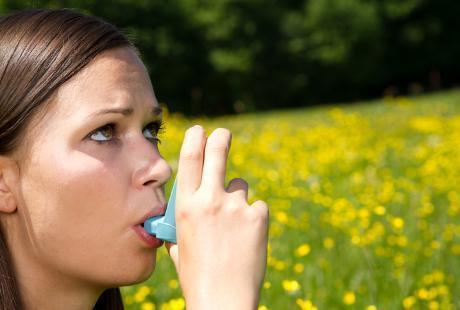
0, 8, 268, 310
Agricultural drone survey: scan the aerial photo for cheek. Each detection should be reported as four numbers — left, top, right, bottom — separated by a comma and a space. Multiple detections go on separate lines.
19, 147, 151, 280
23, 149, 128, 238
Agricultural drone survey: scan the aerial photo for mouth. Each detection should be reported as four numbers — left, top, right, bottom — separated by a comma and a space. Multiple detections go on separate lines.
136, 205, 166, 227
132, 223, 164, 248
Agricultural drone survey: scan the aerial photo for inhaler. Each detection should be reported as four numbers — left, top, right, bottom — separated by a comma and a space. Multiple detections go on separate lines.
143, 178, 177, 243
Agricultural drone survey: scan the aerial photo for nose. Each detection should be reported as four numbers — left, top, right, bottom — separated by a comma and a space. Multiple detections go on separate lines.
131, 138, 173, 190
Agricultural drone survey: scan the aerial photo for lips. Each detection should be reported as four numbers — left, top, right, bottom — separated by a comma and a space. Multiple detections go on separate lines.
132, 205, 166, 248
133, 224, 164, 248
137, 205, 166, 226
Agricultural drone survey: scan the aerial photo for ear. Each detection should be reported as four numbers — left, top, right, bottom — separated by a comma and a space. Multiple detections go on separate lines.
0, 156, 20, 214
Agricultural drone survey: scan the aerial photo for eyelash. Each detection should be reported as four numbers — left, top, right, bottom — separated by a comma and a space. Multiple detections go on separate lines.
88, 120, 165, 146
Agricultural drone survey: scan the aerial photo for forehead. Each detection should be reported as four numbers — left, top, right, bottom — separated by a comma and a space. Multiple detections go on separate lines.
14, 47, 159, 163
52, 46, 159, 120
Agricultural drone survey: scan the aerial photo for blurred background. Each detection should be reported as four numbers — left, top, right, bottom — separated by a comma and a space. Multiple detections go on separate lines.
2, 0, 460, 116
2, 1, 459, 309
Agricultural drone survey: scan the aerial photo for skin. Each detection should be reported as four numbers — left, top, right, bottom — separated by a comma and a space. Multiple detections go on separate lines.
0, 47, 172, 309
167, 125, 269, 309
0, 46, 269, 310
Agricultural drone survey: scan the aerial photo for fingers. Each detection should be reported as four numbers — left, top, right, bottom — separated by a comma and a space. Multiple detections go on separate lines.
201, 128, 232, 191
250, 200, 270, 228
165, 242, 179, 270
226, 178, 249, 201
177, 125, 206, 195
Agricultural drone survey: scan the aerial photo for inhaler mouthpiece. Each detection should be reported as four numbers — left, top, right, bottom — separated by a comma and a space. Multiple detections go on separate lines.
143, 178, 177, 243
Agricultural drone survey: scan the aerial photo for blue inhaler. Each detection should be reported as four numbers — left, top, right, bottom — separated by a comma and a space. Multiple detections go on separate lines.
143, 178, 177, 243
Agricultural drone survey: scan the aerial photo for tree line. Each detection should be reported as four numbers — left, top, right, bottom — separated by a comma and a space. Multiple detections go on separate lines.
2, 0, 458, 116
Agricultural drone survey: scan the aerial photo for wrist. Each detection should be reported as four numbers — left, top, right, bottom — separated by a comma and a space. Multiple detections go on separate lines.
183, 283, 259, 310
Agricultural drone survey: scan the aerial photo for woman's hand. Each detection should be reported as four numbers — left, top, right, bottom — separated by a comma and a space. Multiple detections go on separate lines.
166, 125, 269, 310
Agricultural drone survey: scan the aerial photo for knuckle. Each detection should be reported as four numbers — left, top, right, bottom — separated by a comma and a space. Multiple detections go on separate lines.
251, 200, 269, 223
180, 149, 201, 162
199, 189, 221, 212
206, 143, 228, 155
226, 200, 242, 212
176, 205, 191, 220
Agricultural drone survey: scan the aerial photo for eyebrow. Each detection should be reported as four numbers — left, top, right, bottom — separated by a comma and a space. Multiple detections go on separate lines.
90, 106, 163, 118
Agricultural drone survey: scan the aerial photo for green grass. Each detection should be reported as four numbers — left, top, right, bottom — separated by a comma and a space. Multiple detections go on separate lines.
121, 89, 460, 310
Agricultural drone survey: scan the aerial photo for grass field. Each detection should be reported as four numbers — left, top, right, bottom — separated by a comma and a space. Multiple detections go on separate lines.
120, 90, 460, 309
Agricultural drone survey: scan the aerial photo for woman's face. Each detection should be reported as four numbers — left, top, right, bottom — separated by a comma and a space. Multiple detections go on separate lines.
5, 47, 172, 289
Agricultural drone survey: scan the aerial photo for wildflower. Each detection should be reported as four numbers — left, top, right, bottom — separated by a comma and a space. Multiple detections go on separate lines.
402, 296, 416, 309
374, 206, 386, 215
294, 263, 305, 273
168, 279, 179, 289
296, 298, 317, 310
134, 286, 151, 303
282, 280, 301, 295
276, 211, 288, 224
323, 237, 335, 249
295, 244, 311, 257
342, 291, 356, 305
391, 217, 404, 230
141, 302, 156, 310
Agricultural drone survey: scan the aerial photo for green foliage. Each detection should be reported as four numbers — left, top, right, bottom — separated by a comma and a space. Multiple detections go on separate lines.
2, 0, 459, 116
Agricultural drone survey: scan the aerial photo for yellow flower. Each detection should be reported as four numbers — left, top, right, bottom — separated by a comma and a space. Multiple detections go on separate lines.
263, 281, 271, 289
294, 263, 305, 273
168, 279, 179, 289
417, 288, 429, 300
295, 244, 311, 257
296, 298, 317, 310
276, 211, 288, 223
141, 302, 156, 310
170, 298, 185, 310
258, 306, 269, 310
428, 301, 439, 310
410, 116, 443, 133
161, 298, 185, 310
274, 260, 287, 271
342, 291, 356, 305
134, 285, 152, 303
403, 296, 416, 309
323, 237, 335, 249
451, 244, 460, 255
366, 306, 377, 310
392, 217, 404, 230
374, 205, 386, 215
282, 280, 301, 295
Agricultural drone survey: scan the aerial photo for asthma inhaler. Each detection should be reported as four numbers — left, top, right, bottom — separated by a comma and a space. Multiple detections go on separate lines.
143, 178, 177, 243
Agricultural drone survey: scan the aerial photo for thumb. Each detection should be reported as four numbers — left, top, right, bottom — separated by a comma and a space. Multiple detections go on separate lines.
165, 242, 179, 270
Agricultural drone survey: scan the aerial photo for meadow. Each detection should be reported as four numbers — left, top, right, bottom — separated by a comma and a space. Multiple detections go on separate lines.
121, 90, 460, 309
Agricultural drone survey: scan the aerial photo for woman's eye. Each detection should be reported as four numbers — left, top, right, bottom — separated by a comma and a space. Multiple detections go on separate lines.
143, 121, 164, 144
89, 123, 115, 142
88, 121, 164, 144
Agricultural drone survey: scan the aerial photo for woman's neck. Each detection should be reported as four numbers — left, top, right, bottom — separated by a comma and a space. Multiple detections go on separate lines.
7, 231, 104, 310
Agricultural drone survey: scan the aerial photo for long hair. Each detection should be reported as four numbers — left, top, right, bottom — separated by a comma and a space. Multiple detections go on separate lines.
0, 8, 139, 309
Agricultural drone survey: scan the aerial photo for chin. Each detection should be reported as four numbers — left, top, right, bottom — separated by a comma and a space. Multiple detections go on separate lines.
109, 264, 156, 287
100, 250, 158, 287
125, 251, 157, 285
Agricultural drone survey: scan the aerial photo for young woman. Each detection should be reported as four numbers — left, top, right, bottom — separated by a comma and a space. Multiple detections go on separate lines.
0, 8, 268, 309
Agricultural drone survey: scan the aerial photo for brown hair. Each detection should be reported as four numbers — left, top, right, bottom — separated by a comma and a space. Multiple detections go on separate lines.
0, 7, 140, 309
